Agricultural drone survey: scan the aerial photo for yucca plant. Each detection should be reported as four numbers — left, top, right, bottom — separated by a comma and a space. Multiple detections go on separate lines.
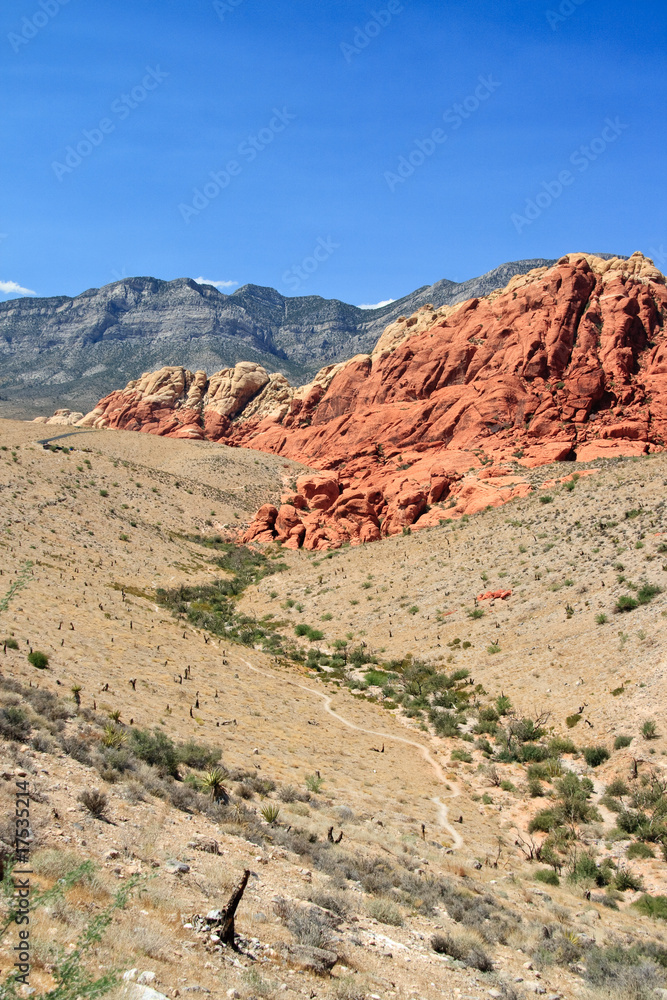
102, 724, 127, 749
200, 767, 228, 803
261, 804, 280, 825
108, 709, 121, 722
71, 684, 82, 708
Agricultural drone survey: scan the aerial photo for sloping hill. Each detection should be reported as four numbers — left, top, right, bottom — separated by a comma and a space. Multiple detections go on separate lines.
0, 258, 563, 417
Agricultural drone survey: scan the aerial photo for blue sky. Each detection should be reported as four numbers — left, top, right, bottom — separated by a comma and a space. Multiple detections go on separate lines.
1, 0, 665, 306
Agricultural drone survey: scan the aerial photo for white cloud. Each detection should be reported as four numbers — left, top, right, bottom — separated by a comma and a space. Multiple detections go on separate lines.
357, 298, 395, 310
194, 277, 238, 290
0, 280, 36, 296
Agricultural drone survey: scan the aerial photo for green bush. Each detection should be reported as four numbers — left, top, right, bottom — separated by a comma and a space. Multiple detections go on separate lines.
534, 868, 559, 886
617, 810, 646, 835
627, 842, 654, 860
637, 583, 662, 605
642, 719, 659, 740
130, 728, 179, 776
529, 808, 560, 833
633, 894, 667, 920
177, 739, 222, 770
615, 594, 639, 612
583, 746, 610, 768
28, 650, 49, 669
568, 853, 612, 886
539, 495, 553, 504
0, 706, 31, 742
3, 638, 19, 650
294, 623, 325, 641
614, 734, 632, 749
614, 866, 644, 892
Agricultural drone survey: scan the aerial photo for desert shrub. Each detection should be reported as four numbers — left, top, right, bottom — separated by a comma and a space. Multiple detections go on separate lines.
584, 943, 666, 999
529, 809, 560, 833
637, 583, 662, 604
3, 638, 19, 650
617, 809, 647, 835
130, 728, 179, 776
616, 594, 639, 612
236, 781, 254, 799
633, 894, 667, 921
451, 749, 472, 763
169, 782, 207, 813
532, 931, 584, 968
547, 736, 577, 756
430, 933, 493, 971
177, 739, 221, 769
0, 706, 31, 742
366, 898, 403, 926
25, 687, 72, 723
534, 868, 559, 886
305, 773, 323, 793
520, 742, 549, 763
430, 710, 462, 737
252, 775, 277, 795
615, 734, 633, 749
278, 901, 332, 949
309, 890, 349, 917
614, 866, 644, 892
583, 745, 610, 768
60, 735, 92, 765
641, 719, 659, 740
607, 777, 630, 797
294, 623, 325, 641
627, 843, 655, 862
78, 788, 108, 818
27, 650, 49, 669
31, 731, 54, 752
277, 784, 299, 802
568, 853, 613, 886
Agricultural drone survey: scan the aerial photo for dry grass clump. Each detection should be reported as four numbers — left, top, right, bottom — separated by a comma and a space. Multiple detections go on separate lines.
431, 930, 494, 971
366, 897, 403, 926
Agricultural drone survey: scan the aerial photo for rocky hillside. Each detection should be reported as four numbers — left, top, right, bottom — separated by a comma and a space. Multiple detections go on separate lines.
0, 259, 565, 418
67, 252, 667, 549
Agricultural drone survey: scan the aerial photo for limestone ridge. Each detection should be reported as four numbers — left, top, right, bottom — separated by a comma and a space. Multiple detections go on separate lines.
41, 252, 666, 549
0, 258, 572, 416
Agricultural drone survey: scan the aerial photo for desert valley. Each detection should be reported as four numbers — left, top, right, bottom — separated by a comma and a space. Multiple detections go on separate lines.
1, 252, 666, 1000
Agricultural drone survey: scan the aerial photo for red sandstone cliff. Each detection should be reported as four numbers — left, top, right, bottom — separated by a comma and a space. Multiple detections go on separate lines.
69, 253, 667, 548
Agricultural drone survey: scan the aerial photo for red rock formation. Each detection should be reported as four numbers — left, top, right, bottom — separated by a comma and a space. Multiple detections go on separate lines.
76, 252, 667, 549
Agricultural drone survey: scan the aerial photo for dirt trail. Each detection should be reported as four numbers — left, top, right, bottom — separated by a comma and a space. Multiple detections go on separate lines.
239, 655, 464, 851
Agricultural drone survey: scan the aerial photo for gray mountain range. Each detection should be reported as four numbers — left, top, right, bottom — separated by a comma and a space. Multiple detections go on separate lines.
0, 255, 620, 419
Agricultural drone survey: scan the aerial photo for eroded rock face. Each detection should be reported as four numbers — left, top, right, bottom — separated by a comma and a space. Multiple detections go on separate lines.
79, 253, 667, 548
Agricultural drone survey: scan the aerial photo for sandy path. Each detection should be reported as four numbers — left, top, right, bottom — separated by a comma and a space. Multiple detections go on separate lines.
239, 655, 464, 851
